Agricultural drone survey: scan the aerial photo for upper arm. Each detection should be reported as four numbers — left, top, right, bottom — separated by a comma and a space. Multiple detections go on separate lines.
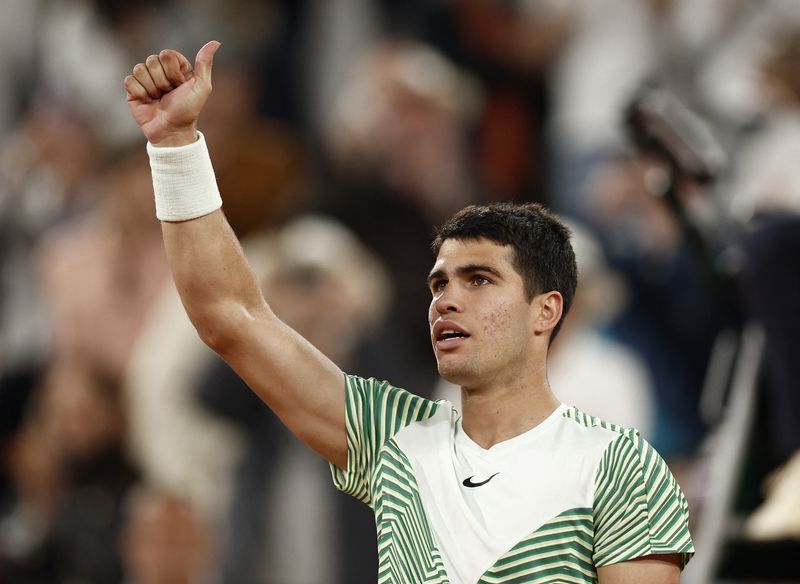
213, 304, 348, 469
593, 431, 694, 569
597, 554, 681, 584
330, 375, 440, 506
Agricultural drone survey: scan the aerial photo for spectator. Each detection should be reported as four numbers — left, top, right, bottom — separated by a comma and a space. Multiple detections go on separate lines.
120, 485, 217, 584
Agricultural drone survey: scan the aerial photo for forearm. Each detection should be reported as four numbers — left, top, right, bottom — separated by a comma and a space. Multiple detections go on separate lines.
148, 132, 271, 343
161, 210, 270, 344
154, 153, 345, 464
163, 208, 347, 467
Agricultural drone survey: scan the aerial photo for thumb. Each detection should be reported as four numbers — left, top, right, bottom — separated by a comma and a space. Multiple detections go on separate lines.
194, 40, 221, 82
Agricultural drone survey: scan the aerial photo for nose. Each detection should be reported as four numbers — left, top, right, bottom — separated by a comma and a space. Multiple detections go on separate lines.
431, 286, 463, 318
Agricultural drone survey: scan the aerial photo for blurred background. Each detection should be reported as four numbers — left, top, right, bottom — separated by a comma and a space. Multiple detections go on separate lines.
1, 0, 799, 582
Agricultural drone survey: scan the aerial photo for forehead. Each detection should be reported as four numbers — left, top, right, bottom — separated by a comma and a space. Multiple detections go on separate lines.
431, 237, 516, 273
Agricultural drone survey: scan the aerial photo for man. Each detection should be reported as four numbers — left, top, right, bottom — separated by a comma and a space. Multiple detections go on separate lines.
124, 41, 694, 583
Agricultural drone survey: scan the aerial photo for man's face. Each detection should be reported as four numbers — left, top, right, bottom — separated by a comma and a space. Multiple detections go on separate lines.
428, 238, 537, 387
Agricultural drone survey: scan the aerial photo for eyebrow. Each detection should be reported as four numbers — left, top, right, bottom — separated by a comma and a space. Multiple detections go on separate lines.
427, 263, 505, 287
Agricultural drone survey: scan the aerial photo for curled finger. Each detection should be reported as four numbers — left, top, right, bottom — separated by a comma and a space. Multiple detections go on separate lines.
124, 74, 152, 103
159, 49, 192, 84
146, 54, 172, 91
132, 62, 161, 100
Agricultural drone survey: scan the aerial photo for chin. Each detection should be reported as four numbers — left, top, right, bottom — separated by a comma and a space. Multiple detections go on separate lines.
436, 357, 477, 386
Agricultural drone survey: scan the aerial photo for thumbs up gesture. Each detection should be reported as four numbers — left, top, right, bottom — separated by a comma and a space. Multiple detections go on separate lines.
124, 41, 221, 146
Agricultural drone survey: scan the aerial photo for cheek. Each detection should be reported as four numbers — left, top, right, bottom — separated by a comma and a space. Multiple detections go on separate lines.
428, 300, 437, 325
479, 303, 514, 337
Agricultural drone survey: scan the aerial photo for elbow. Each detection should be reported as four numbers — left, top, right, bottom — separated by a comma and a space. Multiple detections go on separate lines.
195, 317, 235, 355
190, 301, 270, 355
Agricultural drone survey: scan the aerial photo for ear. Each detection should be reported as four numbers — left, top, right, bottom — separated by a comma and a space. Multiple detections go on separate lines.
531, 291, 563, 337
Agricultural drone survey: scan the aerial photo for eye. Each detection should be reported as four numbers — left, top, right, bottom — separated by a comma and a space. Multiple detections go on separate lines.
430, 279, 447, 294
471, 275, 491, 286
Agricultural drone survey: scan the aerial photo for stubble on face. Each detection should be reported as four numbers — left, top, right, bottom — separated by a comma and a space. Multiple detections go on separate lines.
437, 299, 531, 388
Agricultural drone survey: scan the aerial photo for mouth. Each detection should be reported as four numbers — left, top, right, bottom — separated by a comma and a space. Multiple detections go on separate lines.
432, 321, 471, 350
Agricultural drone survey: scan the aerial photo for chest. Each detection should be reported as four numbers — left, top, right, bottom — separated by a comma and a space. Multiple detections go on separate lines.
371, 409, 612, 583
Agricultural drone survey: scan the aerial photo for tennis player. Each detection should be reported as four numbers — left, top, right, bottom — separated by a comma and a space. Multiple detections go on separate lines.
124, 42, 694, 583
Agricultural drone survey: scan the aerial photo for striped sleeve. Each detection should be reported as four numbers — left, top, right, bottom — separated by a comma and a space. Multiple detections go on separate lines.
592, 430, 695, 568
329, 374, 439, 508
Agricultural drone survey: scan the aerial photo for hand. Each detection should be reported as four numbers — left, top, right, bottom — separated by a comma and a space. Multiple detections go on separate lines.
124, 41, 221, 147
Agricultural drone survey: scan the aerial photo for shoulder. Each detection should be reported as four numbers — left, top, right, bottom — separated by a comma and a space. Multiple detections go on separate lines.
561, 405, 637, 436
343, 373, 447, 426
558, 405, 643, 454
557, 406, 673, 488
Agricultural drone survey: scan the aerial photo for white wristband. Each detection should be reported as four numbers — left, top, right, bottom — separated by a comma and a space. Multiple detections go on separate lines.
147, 131, 223, 221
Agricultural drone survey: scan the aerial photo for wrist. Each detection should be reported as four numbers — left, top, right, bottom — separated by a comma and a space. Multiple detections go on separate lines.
147, 131, 222, 221
150, 127, 199, 148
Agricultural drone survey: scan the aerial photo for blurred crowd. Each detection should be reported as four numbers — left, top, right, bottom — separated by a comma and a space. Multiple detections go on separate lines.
1, 0, 800, 582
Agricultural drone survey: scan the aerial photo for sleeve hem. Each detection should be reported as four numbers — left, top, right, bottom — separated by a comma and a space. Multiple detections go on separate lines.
594, 547, 695, 570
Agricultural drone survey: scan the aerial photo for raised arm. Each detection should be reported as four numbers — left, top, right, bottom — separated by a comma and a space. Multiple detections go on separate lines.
123, 42, 347, 468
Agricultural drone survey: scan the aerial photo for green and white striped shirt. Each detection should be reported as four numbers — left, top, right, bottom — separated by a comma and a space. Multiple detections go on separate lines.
331, 375, 694, 583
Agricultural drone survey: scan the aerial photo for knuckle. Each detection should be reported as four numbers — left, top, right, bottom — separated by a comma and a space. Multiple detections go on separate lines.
133, 63, 146, 75
145, 54, 160, 67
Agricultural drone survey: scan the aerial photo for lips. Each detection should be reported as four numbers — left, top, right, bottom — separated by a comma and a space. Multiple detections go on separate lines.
432, 320, 471, 349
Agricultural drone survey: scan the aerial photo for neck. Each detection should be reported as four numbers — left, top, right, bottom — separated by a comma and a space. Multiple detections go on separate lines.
459, 360, 560, 450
